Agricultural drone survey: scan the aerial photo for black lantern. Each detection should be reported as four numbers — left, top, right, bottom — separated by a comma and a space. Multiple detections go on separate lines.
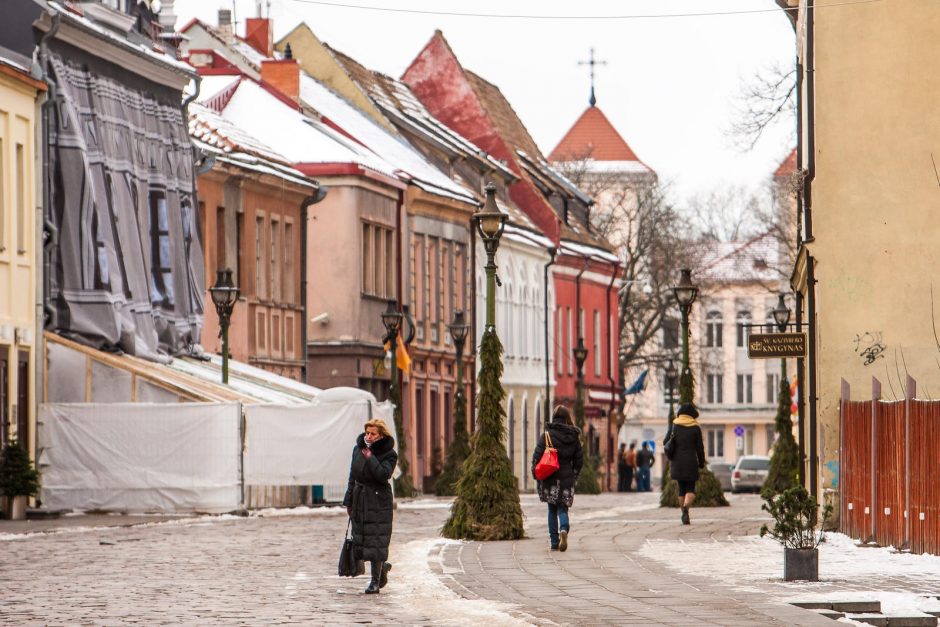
448, 309, 469, 354
672, 268, 698, 405
381, 300, 403, 337
665, 358, 678, 422
772, 293, 791, 333
209, 268, 240, 384
672, 268, 698, 315
474, 184, 507, 332
573, 337, 588, 374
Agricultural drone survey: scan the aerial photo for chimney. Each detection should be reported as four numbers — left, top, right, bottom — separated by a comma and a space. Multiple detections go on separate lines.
217, 9, 233, 42
244, 17, 273, 57
261, 56, 300, 104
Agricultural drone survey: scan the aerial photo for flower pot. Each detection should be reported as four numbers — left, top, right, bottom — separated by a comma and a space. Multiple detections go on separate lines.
784, 547, 818, 581
3, 495, 27, 520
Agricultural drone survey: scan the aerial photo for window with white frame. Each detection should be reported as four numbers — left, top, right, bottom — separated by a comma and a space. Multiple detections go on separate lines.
707, 428, 724, 458
736, 373, 753, 404
706, 310, 722, 347
736, 310, 752, 348
593, 310, 601, 376
766, 372, 780, 404
706, 373, 723, 404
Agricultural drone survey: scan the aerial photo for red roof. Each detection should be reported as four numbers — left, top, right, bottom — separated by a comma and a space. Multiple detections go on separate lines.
774, 148, 797, 177
548, 106, 645, 163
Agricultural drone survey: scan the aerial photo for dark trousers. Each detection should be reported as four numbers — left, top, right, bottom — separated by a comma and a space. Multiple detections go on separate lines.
618, 467, 635, 492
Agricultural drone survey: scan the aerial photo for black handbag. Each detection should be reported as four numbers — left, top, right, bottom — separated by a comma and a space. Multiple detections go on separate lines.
663, 430, 677, 460
338, 519, 365, 577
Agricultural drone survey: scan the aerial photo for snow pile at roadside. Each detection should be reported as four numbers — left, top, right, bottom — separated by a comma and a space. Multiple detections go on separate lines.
384, 539, 536, 626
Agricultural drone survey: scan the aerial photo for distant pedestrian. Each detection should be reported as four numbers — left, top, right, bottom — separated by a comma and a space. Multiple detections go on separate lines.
343, 418, 398, 594
624, 442, 637, 492
668, 404, 706, 525
635, 442, 655, 492
617, 443, 628, 492
531, 406, 583, 552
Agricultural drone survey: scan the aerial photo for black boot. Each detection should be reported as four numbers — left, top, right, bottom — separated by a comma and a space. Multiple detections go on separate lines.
681, 506, 690, 525
380, 562, 392, 588
365, 561, 382, 594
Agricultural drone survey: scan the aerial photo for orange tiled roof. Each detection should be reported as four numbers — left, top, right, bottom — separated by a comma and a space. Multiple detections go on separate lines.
549, 106, 644, 163
774, 148, 797, 177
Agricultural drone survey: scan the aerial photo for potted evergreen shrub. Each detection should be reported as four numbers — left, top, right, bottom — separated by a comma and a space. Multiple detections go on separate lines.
759, 485, 832, 581
0, 441, 41, 520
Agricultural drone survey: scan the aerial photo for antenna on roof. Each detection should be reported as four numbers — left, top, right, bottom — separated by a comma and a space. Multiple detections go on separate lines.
577, 47, 607, 107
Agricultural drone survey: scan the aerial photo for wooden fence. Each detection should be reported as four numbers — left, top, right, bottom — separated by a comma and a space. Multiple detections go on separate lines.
840, 377, 940, 555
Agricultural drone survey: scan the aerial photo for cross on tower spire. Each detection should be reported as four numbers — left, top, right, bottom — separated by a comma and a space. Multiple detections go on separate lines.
578, 47, 607, 107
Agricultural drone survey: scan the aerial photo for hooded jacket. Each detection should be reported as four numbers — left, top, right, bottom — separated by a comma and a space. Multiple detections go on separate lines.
670, 414, 706, 482
531, 422, 584, 505
342, 433, 398, 562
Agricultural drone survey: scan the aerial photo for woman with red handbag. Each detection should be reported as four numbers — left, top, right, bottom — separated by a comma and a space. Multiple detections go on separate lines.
530, 406, 583, 552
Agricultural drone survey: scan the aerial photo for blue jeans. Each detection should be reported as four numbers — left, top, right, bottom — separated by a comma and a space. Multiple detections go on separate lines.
547, 503, 569, 547
636, 467, 651, 492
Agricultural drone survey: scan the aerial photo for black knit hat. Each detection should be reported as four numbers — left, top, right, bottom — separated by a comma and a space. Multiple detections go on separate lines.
677, 403, 699, 419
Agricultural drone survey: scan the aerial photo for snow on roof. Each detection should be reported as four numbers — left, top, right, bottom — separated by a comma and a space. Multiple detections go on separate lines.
699, 231, 782, 283
190, 101, 288, 164
47, 1, 195, 78
298, 73, 475, 203
193, 74, 242, 101
554, 159, 657, 176
218, 79, 396, 177
230, 38, 267, 68
560, 239, 620, 264
169, 356, 320, 405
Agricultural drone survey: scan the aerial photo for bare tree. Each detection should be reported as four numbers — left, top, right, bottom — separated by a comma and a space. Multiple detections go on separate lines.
684, 185, 767, 243
728, 62, 796, 151
555, 155, 694, 371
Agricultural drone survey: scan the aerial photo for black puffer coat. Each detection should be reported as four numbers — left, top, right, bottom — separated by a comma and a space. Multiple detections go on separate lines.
670, 424, 706, 482
342, 433, 398, 562
531, 422, 583, 507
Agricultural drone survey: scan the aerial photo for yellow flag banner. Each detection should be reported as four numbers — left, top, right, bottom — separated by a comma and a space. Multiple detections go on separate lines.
396, 334, 412, 376
382, 337, 412, 377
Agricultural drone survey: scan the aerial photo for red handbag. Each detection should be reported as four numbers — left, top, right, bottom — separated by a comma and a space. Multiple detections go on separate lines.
534, 432, 560, 480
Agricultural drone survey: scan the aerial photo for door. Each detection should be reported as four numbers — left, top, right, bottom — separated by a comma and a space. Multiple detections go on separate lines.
16, 350, 29, 448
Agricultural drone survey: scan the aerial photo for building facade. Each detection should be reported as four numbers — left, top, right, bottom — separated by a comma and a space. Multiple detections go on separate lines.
0, 49, 44, 456
785, 0, 940, 500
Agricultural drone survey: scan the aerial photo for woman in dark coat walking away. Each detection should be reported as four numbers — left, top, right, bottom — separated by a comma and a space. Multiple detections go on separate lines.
669, 404, 706, 525
531, 406, 583, 551
343, 418, 398, 593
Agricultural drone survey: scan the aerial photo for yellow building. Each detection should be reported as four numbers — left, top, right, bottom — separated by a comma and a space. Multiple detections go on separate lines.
0, 52, 44, 455
787, 1, 940, 500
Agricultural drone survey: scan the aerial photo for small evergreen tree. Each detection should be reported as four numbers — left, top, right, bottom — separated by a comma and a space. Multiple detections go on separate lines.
762, 374, 799, 499
441, 329, 524, 540
0, 441, 40, 497
434, 390, 471, 496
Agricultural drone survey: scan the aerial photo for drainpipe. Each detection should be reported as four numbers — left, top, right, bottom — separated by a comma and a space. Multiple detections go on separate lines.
38, 10, 61, 330
543, 246, 557, 423
807, 254, 818, 499
301, 186, 328, 383
796, 290, 806, 488
605, 262, 619, 492
803, 2, 816, 243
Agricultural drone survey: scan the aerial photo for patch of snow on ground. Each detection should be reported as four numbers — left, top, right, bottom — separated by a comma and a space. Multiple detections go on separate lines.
385, 539, 533, 626
640, 532, 940, 617
397, 499, 455, 510
252, 505, 345, 517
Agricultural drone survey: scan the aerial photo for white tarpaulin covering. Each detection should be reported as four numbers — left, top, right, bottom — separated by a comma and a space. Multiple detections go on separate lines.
40, 403, 241, 513
243, 389, 395, 494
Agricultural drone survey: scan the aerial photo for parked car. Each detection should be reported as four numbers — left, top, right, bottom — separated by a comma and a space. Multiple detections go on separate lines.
731, 455, 771, 493
708, 462, 736, 492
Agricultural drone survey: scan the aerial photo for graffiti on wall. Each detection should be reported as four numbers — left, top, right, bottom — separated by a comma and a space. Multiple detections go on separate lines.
853, 331, 886, 366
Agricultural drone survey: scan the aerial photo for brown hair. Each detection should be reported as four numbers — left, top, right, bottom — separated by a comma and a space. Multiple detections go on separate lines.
364, 418, 393, 439
551, 405, 572, 425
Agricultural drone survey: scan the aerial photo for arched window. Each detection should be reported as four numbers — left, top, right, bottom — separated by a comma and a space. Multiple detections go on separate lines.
706, 310, 723, 347
521, 398, 529, 489
507, 396, 515, 470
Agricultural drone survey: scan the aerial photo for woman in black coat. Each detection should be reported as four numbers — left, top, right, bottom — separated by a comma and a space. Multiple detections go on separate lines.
343, 418, 398, 594
669, 403, 706, 525
531, 406, 583, 552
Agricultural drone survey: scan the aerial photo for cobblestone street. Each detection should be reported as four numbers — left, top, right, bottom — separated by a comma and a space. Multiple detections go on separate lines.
0, 493, 878, 625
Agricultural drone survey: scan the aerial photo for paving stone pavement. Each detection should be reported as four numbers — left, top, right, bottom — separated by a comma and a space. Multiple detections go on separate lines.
1, 492, 840, 625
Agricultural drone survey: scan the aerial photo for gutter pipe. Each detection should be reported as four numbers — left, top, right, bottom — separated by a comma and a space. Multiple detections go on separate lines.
543, 246, 557, 424
605, 262, 619, 492
301, 186, 328, 383
39, 9, 61, 330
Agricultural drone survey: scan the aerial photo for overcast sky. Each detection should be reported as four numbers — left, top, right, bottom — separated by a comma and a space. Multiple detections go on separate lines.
173, 0, 797, 207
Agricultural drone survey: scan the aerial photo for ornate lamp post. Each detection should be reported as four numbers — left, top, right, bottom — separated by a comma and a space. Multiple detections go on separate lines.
672, 268, 699, 404
381, 299, 403, 404
448, 309, 469, 416
209, 268, 239, 384
772, 293, 791, 379
573, 337, 589, 428
665, 358, 678, 424
443, 183, 523, 540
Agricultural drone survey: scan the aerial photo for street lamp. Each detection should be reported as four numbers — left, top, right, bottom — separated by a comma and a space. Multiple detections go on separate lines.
381, 299, 403, 397
474, 183, 507, 330
209, 267, 239, 384
772, 293, 791, 378
448, 309, 469, 416
573, 337, 588, 428
672, 268, 698, 404
665, 358, 678, 423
